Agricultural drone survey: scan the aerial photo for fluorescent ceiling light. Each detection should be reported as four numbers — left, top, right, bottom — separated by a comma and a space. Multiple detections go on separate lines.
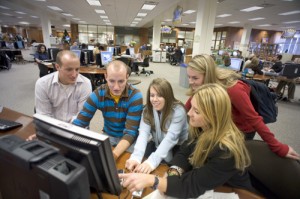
137, 13, 147, 17
130, 24, 136, 26
164, 19, 172, 22
182, 24, 189, 26
141, 4, 156, 10
132, 21, 138, 24
72, 18, 80, 20
103, 19, 110, 22
134, 18, 142, 21
190, 21, 196, 24
283, 21, 300, 24
47, 6, 62, 11
240, 6, 263, 12
35, 0, 46, 1
63, 24, 70, 27
86, 0, 101, 6
279, 10, 300, 15
258, 24, 271, 26
0, 6, 10, 9
2, 13, 12, 16
62, 13, 73, 16
215, 24, 223, 26
95, 9, 105, 14
217, 14, 232, 18
79, 21, 87, 23
31, 16, 38, 18
106, 23, 112, 25
19, 21, 29, 24
249, 17, 265, 21
15, 11, 26, 14
183, 10, 196, 14
228, 21, 240, 24
100, 15, 108, 19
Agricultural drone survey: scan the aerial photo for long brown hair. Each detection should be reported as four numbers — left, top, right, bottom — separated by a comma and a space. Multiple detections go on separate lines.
143, 78, 185, 132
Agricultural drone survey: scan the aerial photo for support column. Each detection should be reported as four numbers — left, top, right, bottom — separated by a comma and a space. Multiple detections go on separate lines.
192, 0, 217, 56
40, 14, 52, 48
152, 17, 161, 50
239, 24, 252, 57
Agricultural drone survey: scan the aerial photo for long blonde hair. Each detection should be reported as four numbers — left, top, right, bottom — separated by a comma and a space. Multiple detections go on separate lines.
143, 78, 185, 132
189, 84, 250, 171
187, 54, 241, 96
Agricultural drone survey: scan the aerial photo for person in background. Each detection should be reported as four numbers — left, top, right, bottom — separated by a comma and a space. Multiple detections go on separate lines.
120, 84, 255, 198
73, 60, 143, 160
244, 57, 263, 75
184, 54, 299, 160
70, 41, 79, 50
34, 44, 49, 63
27, 50, 92, 140
126, 78, 188, 174
93, 43, 104, 60
271, 54, 283, 73
243, 54, 256, 71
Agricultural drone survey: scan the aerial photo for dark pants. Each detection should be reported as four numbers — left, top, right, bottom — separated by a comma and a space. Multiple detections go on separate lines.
244, 131, 256, 140
144, 141, 180, 164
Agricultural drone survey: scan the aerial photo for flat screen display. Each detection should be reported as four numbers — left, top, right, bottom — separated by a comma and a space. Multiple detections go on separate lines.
101, 51, 113, 65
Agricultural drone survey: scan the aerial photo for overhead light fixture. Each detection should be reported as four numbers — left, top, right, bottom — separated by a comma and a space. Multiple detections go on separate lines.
86, 0, 101, 6
47, 6, 63, 11
0, 6, 10, 9
249, 17, 265, 21
103, 19, 110, 22
106, 23, 112, 25
63, 24, 70, 27
240, 6, 263, 12
190, 21, 196, 24
62, 13, 73, 16
130, 24, 137, 26
141, 3, 157, 10
228, 21, 240, 24
279, 10, 300, 15
217, 14, 232, 18
181, 23, 189, 26
134, 18, 142, 21
164, 19, 172, 22
258, 24, 271, 26
79, 21, 87, 23
132, 21, 138, 24
72, 18, 81, 20
35, 0, 46, 1
183, 10, 196, 14
283, 21, 300, 24
215, 24, 223, 26
95, 9, 105, 14
2, 13, 12, 16
137, 13, 147, 17
100, 15, 108, 19
19, 21, 30, 24
31, 16, 38, 18
15, 11, 26, 14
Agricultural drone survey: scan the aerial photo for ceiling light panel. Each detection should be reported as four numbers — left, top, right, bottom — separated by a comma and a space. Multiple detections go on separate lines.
283, 21, 300, 24
0, 6, 10, 9
87, 0, 101, 6
183, 10, 196, 14
19, 21, 29, 24
279, 10, 300, 15
62, 13, 73, 16
47, 6, 63, 11
141, 4, 156, 10
137, 13, 147, 17
240, 6, 264, 12
249, 17, 265, 21
134, 18, 142, 21
95, 9, 105, 14
100, 15, 108, 18
15, 11, 26, 14
258, 24, 271, 26
228, 21, 240, 24
217, 14, 232, 18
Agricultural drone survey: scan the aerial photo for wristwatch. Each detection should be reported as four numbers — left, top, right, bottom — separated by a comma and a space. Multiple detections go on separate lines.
152, 176, 159, 190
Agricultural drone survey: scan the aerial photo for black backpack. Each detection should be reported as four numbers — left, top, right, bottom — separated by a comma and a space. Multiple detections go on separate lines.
240, 79, 277, 124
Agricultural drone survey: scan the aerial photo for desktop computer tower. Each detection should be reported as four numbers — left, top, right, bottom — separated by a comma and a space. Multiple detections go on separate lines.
0, 135, 90, 199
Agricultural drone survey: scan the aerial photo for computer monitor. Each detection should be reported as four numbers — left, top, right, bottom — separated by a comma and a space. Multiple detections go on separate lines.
0, 134, 90, 199
71, 50, 81, 59
129, 48, 135, 56
107, 47, 115, 55
101, 51, 113, 66
34, 114, 122, 196
228, 58, 243, 71
282, 63, 300, 78
48, 48, 60, 61
114, 46, 121, 56
80, 50, 94, 65
88, 45, 94, 50
16, 41, 24, 49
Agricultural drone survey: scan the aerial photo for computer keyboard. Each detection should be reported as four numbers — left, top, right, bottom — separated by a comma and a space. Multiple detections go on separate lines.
0, 119, 22, 131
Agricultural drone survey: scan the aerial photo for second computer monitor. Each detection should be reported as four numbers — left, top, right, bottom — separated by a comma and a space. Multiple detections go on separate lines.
107, 47, 115, 55
101, 51, 113, 66
71, 50, 81, 59
48, 48, 60, 61
229, 58, 243, 72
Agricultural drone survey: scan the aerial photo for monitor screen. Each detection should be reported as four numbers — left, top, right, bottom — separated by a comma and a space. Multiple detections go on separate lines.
71, 50, 81, 58
16, 41, 24, 49
282, 64, 300, 78
88, 45, 94, 50
129, 48, 135, 56
34, 113, 122, 196
81, 50, 94, 65
48, 48, 60, 61
229, 58, 243, 71
101, 51, 113, 65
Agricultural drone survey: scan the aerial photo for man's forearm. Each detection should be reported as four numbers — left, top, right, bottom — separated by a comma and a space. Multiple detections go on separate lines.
113, 139, 131, 159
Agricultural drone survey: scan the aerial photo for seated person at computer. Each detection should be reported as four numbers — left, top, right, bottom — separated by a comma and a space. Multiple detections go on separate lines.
184, 54, 299, 160
73, 60, 143, 160
125, 78, 188, 174
27, 50, 92, 140
271, 54, 283, 73
120, 84, 255, 198
70, 41, 79, 50
34, 44, 49, 64
93, 43, 104, 60
244, 57, 263, 75
242, 54, 255, 71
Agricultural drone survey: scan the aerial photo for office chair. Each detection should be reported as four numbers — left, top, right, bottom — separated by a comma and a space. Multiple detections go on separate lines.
38, 63, 49, 77
137, 57, 152, 76
246, 140, 300, 199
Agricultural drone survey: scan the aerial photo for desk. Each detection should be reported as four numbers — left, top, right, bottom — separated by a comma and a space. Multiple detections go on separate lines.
248, 74, 272, 86
0, 108, 264, 199
0, 49, 22, 61
79, 66, 106, 90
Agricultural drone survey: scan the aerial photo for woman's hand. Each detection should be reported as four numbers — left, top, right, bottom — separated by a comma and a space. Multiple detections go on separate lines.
134, 162, 153, 174
119, 173, 154, 192
286, 146, 300, 160
125, 159, 140, 172
26, 134, 37, 141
